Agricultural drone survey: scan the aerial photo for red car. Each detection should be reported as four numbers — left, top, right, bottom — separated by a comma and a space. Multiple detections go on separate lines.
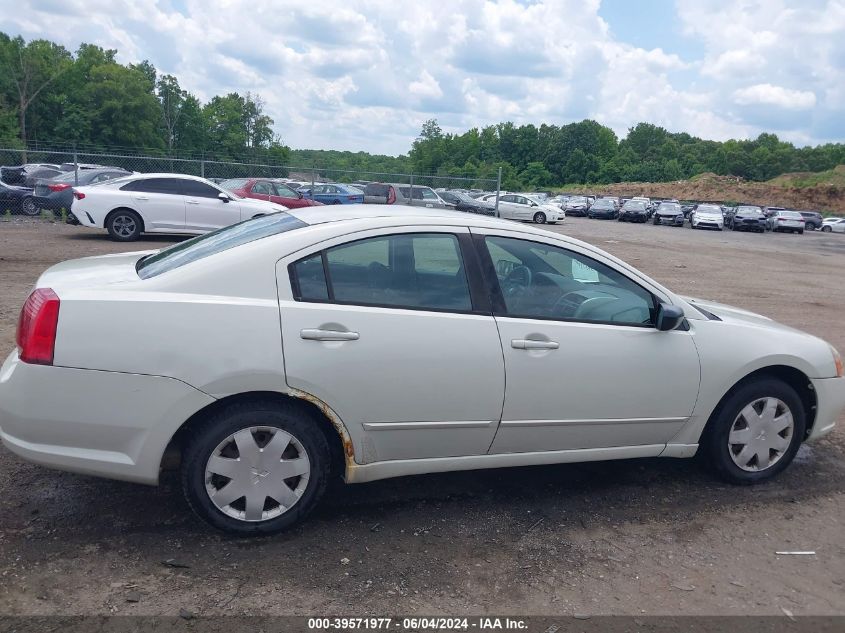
219, 178, 324, 209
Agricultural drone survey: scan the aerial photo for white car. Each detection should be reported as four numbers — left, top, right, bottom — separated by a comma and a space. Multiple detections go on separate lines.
690, 204, 725, 230
821, 217, 845, 233
70, 173, 288, 241
2, 207, 843, 535
480, 193, 564, 224
767, 209, 806, 234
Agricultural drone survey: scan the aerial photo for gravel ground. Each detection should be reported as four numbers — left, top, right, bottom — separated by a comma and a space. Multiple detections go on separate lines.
0, 216, 844, 617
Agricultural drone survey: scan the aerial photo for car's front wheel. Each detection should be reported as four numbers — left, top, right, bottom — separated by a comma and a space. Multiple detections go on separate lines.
181, 399, 330, 535
822, 225, 832, 232
703, 378, 805, 485
533, 211, 546, 224
106, 209, 143, 241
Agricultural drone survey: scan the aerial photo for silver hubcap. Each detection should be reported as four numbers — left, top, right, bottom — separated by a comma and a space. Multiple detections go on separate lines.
113, 215, 136, 237
728, 397, 794, 472
205, 426, 310, 522
535, 213, 545, 223
23, 198, 37, 215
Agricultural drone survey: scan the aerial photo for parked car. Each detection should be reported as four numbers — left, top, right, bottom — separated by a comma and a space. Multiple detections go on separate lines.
437, 190, 495, 216
480, 193, 564, 224
618, 200, 648, 223
1, 163, 60, 186
727, 206, 767, 232
362, 183, 446, 208
0, 180, 37, 215
69, 173, 287, 241
299, 183, 364, 205
218, 178, 324, 210
563, 196, 591, 217
652, 202, 685, 226
821, 218, 845, 233
33, 168, 132, 214
680, 201, 697, 218
689, 204, 724, 230
763, 206, 786, 219
767, 209, 805, 234
3, 206, 843, 535
799, 211, 824, 231
587, 198, 618, 219
632, 196, 654, 217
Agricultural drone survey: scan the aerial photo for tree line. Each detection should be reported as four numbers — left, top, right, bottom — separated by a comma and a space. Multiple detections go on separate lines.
409, 119, 845, 190
1, 33, 843, 188
0, 34, 289, 164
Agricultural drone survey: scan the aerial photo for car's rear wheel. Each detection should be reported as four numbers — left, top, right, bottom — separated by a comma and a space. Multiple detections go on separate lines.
181, 400, 330, 535
798, 229, 804, 235
822, 225, 832, 232
21, 196, 38, 216
106, 209, 143, 241
805, 222, 813, 231
703, 378, 805, 485
533, 211, 546, 224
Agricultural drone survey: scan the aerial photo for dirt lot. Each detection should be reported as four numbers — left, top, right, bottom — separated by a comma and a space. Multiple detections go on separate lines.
1, 217, 844, 617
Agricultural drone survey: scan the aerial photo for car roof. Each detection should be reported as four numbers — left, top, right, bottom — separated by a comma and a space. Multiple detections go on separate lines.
123, 173, 215, 182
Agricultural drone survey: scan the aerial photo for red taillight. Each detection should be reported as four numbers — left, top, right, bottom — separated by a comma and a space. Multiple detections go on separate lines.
16, 288, 60, 365
48, 183, 71, 192
73, 190, 85, 200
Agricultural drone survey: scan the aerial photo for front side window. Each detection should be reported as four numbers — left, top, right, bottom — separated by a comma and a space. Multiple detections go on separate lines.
291, 233, 472, 312
182, 180, 222, 199
273, 183, 298, 198
485, 236, 656, 326
420, 188, 438, 200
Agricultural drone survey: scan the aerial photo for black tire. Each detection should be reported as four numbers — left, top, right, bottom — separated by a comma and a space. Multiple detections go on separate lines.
331, 199, 341, 205
702, 377, 805, 485
533, 211, 546, 224
106, 209, 143, 241
21, 196, 39, 216
653, 217, 660, 225
805, 223, 813, 231
181, 399, 331, 535
822, 225, 832, 232
798, 229, 804, 235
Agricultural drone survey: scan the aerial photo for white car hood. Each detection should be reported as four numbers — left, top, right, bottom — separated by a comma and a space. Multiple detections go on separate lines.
695, 212, 723, 220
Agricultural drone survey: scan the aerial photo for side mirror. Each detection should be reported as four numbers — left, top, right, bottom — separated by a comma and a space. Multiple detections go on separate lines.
218, 192, 230, 203
656, 303, 685, 331
298, 191, 303, 199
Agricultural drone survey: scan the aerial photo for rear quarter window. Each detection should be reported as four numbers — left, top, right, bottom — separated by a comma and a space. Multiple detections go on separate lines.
136, 213, 307, 279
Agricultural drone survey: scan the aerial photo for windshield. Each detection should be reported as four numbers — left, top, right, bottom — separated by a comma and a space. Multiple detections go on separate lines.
736, 206, 761, 214
592, 200, 613, 209
624, 201, 646, 210
696, 205, 722, 213
219, 178, 249, 191
137, 213, 307, 279
658, 203, 680, 213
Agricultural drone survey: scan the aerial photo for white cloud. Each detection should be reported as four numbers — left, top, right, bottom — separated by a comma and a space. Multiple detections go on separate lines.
733, 84, 816, 109
0, 0, 842, 152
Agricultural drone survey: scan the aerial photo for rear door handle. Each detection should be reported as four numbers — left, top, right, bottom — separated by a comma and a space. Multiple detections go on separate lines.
301, 329, 359, 341
511, 339, 559, 350
135, 196, 149, 201
186, 199, 199, 205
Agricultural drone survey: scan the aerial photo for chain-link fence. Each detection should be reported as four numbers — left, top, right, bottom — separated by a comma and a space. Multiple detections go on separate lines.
0, 146, 502, 218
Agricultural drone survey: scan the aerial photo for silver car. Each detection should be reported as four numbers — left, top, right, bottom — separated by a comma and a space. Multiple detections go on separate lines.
768, 209, 805, 234
480, 193, 564, 224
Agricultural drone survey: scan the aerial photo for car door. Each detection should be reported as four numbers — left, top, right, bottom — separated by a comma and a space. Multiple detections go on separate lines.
277, 227, 505, 462
271, 182, 301, 207
497, 195, 521, 220
250, 180, 274, 202
121, 177, 186, 230
182, 179, 242, 231
475, 230, 701, 454
512, 196, 535, 220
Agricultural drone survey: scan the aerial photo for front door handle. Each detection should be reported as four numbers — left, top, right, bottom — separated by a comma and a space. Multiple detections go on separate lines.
301, 329, 359, 342
511, 339, 559, 350
186, 199, 200, 205
135, 196, 149, 201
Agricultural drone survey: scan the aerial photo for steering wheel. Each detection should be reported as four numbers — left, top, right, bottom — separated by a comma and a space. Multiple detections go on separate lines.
502, 265, 533, 298
551, 290, 588, 317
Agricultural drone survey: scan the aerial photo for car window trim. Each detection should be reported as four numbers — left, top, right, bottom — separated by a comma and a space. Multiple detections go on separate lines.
472, 231, 661, 329
287, 230, 491, 316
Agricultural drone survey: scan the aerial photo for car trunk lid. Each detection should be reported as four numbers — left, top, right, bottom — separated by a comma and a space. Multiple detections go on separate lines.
35, 251, 153, 291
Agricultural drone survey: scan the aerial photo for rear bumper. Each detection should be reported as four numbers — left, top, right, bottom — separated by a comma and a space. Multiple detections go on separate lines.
0, 351, 215, 484
808, 376, 845, 441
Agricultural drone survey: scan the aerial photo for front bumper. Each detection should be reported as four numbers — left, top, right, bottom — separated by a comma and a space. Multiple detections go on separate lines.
656, 215, 684, 226
808, 376, 845, 440
0, 351, 215, 484
693, 218, 723, 229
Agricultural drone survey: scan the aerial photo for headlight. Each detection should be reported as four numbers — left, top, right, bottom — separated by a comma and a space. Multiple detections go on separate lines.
832, 345, 843, 377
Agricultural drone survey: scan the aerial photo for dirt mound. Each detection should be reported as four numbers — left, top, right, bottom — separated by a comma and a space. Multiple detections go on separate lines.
586, 170, 845, 213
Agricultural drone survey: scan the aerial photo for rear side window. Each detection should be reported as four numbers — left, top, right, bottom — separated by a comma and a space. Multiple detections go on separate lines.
137, 213, 307, 279
290, 233, 472, 312
121, 178, 184, 194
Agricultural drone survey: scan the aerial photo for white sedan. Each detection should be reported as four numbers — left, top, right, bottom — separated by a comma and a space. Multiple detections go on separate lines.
821, 217, 845, 233
2, 207, 843, 535
479, 193, 564, 224
70, 173, 287, 241
689, 204, 725, 230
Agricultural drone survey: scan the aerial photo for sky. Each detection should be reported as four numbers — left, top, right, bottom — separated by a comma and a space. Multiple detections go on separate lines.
3, 0, 844, 155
